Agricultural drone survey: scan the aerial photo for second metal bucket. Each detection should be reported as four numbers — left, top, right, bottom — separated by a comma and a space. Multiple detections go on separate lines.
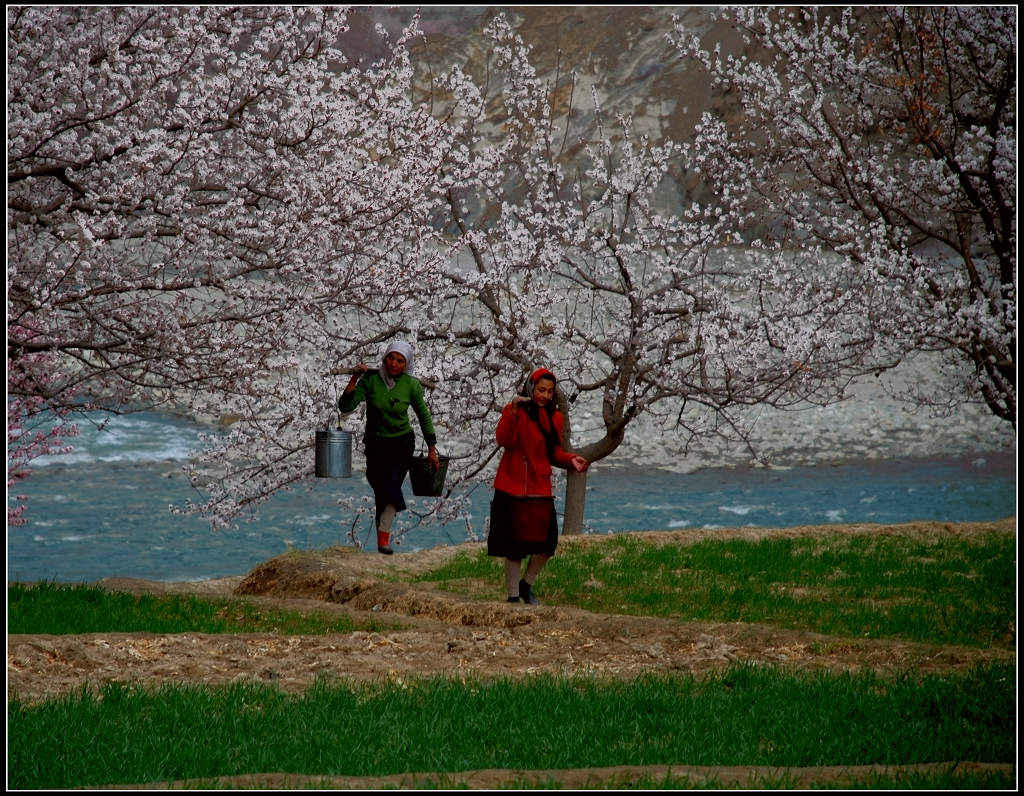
409, 454, 450, 496
315, 429, 353, 478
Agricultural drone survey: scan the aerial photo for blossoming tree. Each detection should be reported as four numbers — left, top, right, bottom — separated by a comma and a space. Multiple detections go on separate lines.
359, 16, 884, 535
669, 6, 1016, 427
7, 6, 462, 525
12, 7, 997, 541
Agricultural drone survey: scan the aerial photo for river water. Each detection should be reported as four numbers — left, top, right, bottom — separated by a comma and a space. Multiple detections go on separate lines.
7, 410, 1016, 585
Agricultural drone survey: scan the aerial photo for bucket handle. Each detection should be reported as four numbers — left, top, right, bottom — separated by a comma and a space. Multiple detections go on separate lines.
326, 408, 344, 432
415, 446, 440, 470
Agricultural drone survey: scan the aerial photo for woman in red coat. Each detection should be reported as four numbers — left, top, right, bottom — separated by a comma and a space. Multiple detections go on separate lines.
488, 368, 588, 604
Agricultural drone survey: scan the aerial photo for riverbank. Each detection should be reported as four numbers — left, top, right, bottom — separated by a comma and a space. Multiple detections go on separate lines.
9, 448, 1017, 585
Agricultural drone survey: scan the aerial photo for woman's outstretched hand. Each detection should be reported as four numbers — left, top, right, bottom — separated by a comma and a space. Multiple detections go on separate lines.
569, 455, 588, 472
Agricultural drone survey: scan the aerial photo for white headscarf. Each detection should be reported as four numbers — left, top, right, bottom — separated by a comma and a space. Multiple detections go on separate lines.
380, 340, 414, 389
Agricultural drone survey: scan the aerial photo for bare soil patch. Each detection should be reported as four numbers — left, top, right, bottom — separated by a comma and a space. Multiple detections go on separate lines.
8, 519, 1015, 789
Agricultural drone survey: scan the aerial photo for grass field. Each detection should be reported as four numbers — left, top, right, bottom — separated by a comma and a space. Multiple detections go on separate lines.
7, 526, 1017, 790
413, 530, 1016, 648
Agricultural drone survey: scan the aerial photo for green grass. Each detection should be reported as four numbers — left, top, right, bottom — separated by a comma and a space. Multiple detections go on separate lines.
7, 527, 1017, 789
6, 581, 397, 635
414, 530, 1016, 647
8, 663, 1014, 790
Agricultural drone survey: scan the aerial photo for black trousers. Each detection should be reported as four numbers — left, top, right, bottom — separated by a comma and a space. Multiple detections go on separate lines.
364, 432, 415, 524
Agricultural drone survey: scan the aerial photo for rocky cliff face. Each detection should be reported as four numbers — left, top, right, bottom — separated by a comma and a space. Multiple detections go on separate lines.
338, 6, 749, 210
478, 6, 738, 141
350, 6, 741, 140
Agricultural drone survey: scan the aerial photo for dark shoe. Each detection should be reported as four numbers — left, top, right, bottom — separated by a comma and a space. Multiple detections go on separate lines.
378, 545, 393, 555
506, 595, 521, 603
519, 579, 540, 605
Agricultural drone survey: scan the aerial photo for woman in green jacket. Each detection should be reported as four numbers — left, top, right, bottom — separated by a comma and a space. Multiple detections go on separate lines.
339, 341, 439, 554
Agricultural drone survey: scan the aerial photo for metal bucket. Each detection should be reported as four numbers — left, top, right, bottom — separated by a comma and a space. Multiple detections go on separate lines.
409, 454, 450, 496
315, 430, 353, 478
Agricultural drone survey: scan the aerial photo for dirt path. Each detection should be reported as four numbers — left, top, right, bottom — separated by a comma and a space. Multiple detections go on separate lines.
8, 519, 1016, 789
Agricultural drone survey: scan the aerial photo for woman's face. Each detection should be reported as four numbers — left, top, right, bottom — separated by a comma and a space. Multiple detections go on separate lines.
531, 377, 555, 406
384, 352, 407, 377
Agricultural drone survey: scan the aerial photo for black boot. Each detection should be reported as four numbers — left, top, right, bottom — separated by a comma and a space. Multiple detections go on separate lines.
519, 579, 540, 605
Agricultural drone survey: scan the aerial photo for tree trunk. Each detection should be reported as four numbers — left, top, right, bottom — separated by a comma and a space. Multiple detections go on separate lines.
563, 469, 588, 535
556, 389, 625, 535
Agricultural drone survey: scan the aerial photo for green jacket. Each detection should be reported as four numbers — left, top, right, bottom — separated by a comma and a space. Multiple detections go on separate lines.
338, 371, 437, 444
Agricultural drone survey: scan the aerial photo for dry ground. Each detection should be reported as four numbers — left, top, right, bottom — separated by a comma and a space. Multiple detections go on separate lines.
8, 519, 1016, 789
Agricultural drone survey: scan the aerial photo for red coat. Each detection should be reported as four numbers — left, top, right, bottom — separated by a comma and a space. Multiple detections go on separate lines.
493, 403, 576, 497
